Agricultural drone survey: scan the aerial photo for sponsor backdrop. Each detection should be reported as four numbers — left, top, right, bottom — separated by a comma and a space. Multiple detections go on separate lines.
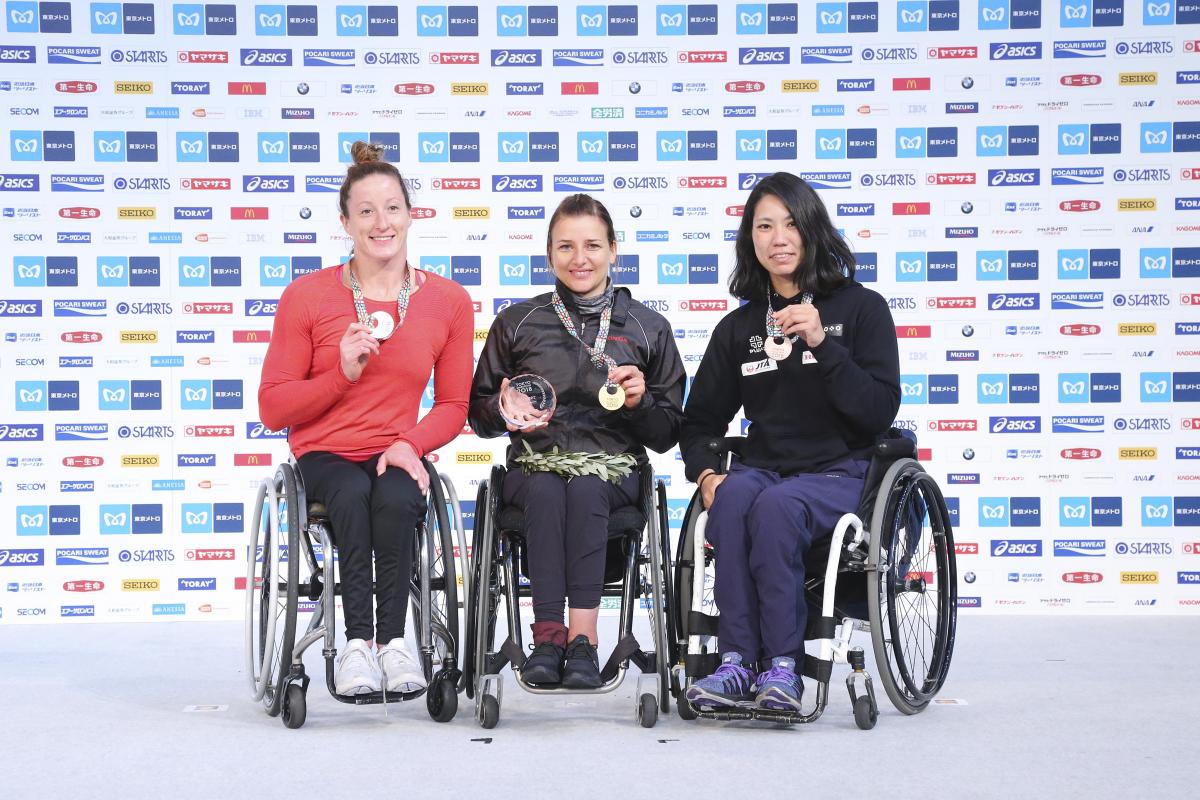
1, 1, 1198, 624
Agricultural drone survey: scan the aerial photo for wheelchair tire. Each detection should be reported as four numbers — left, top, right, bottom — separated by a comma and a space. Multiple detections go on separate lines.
426, 672, 458, 723
853, 695, 877, 731
645, 477, 673, 714
247, 464, 301, 718
867, 459, 957, 715
480, 694, 500, 730
282, 683, 306, 730
638, 693, 658, 729
462, 479, 490, 701
676, 692, 699, 721
409, 464, 459, 685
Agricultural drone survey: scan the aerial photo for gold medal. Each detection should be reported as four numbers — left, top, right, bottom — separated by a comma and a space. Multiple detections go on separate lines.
598, 383, 625, 411
763, 336, 792, 361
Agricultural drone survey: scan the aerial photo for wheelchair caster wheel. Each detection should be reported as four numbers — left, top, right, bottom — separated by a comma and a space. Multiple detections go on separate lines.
638, 694, 658, 729
676, 693, 698, 721
853, 695, 877, 731
282, 684, 307, 729
427, 674, 458, 723
480, 694, 500, 730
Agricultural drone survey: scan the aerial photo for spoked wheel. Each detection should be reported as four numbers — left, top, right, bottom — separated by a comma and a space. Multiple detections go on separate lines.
246, 464, 300, 717
867, 458, 957, 715
410, 463, 459, 686
644, 477, 673, 714
462, 479, 490, 701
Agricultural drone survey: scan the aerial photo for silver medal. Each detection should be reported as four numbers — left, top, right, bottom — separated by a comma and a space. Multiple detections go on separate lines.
368, 310, 394, 340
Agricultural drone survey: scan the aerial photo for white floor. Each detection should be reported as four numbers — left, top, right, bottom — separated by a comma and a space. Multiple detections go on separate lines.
1, 615, 1192, 799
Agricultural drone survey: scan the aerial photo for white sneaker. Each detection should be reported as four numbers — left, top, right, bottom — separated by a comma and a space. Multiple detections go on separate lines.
335, 638, 380, 695
378, 639, 427, 694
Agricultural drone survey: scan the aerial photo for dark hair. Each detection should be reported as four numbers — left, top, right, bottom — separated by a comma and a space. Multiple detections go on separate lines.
338, 140, 411, 218
729, 172, 855, 300
545, 193, 617, 256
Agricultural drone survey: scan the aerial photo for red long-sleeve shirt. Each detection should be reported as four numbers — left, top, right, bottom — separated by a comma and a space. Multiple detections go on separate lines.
257, 264, 474, 461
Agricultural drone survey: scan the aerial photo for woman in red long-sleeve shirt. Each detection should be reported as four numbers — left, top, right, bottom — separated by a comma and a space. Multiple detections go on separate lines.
258, 141, 474, 697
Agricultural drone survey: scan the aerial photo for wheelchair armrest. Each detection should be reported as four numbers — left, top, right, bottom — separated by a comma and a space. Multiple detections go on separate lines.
874, 428, 917, 460
705, 436, 746, 457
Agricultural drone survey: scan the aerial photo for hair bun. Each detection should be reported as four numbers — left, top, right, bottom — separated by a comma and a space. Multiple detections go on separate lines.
349, 140, 385, 165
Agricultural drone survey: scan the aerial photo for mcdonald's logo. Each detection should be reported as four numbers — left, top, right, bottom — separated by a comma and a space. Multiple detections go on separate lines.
232, 330, 270, 343
561, 81, 600, 95
231, 207, 268, 220
892, 77, 931, 91
892, 202, 931, 215
234, 453, 271, 466
228, 81, 267, 95
896, 325, 932, 338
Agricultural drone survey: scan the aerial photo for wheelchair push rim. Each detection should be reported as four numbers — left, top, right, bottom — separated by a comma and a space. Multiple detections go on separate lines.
246, 464, 300, 714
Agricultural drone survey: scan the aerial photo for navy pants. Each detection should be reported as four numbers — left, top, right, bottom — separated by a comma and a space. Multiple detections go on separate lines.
503, 469, 639, 624
705, 458, 868, 667
297, 451, 427, 644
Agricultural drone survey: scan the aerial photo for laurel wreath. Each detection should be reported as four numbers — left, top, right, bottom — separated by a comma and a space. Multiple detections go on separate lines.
514, 440, 637, 484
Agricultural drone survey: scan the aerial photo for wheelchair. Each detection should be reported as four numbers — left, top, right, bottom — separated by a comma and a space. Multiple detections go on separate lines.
673, 429, 957, 729
245, 457, 471, 729
462, 462, 675, 729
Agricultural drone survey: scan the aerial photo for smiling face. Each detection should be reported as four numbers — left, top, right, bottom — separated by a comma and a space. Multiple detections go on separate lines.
751, 192, 805, 296
548, 213, 616, 298
339, 172, 412, 265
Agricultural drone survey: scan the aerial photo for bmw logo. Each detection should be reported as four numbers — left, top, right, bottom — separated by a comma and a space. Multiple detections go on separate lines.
961, 76, 974, 90
962, 325, 974, 337
630, 206, 642, 218
963, 571, 976, 584
628, 82, 641, 94
963, 448, 975, 460
297, 82, 310, 95
299, 207, 312, 220
960, 201, 974, 214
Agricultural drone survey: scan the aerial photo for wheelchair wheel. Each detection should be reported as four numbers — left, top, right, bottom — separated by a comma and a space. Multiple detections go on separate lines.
282, 683, 307, 729
466, 470, 504, 703
867, 459, 957, 715
480, 694, 500, 730
462, 479, 490, 700
426, 672, 458, 723
245, 464, 300, 717
409, 463, 459, 685
644, 476, 673, 714
638, 693, 658, 729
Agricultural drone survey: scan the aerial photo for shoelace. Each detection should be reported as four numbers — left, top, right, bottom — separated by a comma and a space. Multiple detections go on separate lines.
709, 661, 750, 691
565, 639, 597, 666
758, 664, 798, 689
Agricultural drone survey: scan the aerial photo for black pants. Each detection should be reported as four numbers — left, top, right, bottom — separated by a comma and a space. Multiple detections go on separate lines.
502, 469, 639, 624
297, 451, 426, 643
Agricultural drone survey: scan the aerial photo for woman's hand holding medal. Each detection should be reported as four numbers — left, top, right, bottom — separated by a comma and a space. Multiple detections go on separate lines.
770, 303, 825, 349
607, 364, 646, 410
339, 322, 381, 382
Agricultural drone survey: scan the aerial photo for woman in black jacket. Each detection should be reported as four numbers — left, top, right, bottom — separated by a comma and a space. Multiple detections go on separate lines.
470, 194, 685, 688
680, 172, 900, 712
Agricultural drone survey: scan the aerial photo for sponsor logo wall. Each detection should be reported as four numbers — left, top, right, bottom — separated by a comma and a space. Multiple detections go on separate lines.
1, 1, 1198, 622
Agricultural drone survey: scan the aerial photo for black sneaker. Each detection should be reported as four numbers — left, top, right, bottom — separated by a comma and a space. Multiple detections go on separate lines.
561, 634, 601, 689
521, 641, 564, 685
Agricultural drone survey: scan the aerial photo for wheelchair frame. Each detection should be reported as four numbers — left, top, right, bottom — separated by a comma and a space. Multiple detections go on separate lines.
245, 458, 471, 728
463, 463, 675, 729
673, 434, 957, 729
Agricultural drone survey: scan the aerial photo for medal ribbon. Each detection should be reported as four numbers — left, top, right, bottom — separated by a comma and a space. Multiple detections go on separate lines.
551, 290, 618, 376
765, 291, 813, 343
347, 262, 413, 335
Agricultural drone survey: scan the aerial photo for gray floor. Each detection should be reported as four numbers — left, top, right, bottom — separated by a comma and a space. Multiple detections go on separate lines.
1, 616, 1192, 799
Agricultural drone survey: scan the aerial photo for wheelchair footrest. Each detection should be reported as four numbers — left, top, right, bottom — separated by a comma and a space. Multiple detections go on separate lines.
694, 705, 814, 725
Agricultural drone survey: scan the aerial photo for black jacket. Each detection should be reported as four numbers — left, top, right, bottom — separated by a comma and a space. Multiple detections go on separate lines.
681, 281, 900, 479
470, 285, 685, 464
